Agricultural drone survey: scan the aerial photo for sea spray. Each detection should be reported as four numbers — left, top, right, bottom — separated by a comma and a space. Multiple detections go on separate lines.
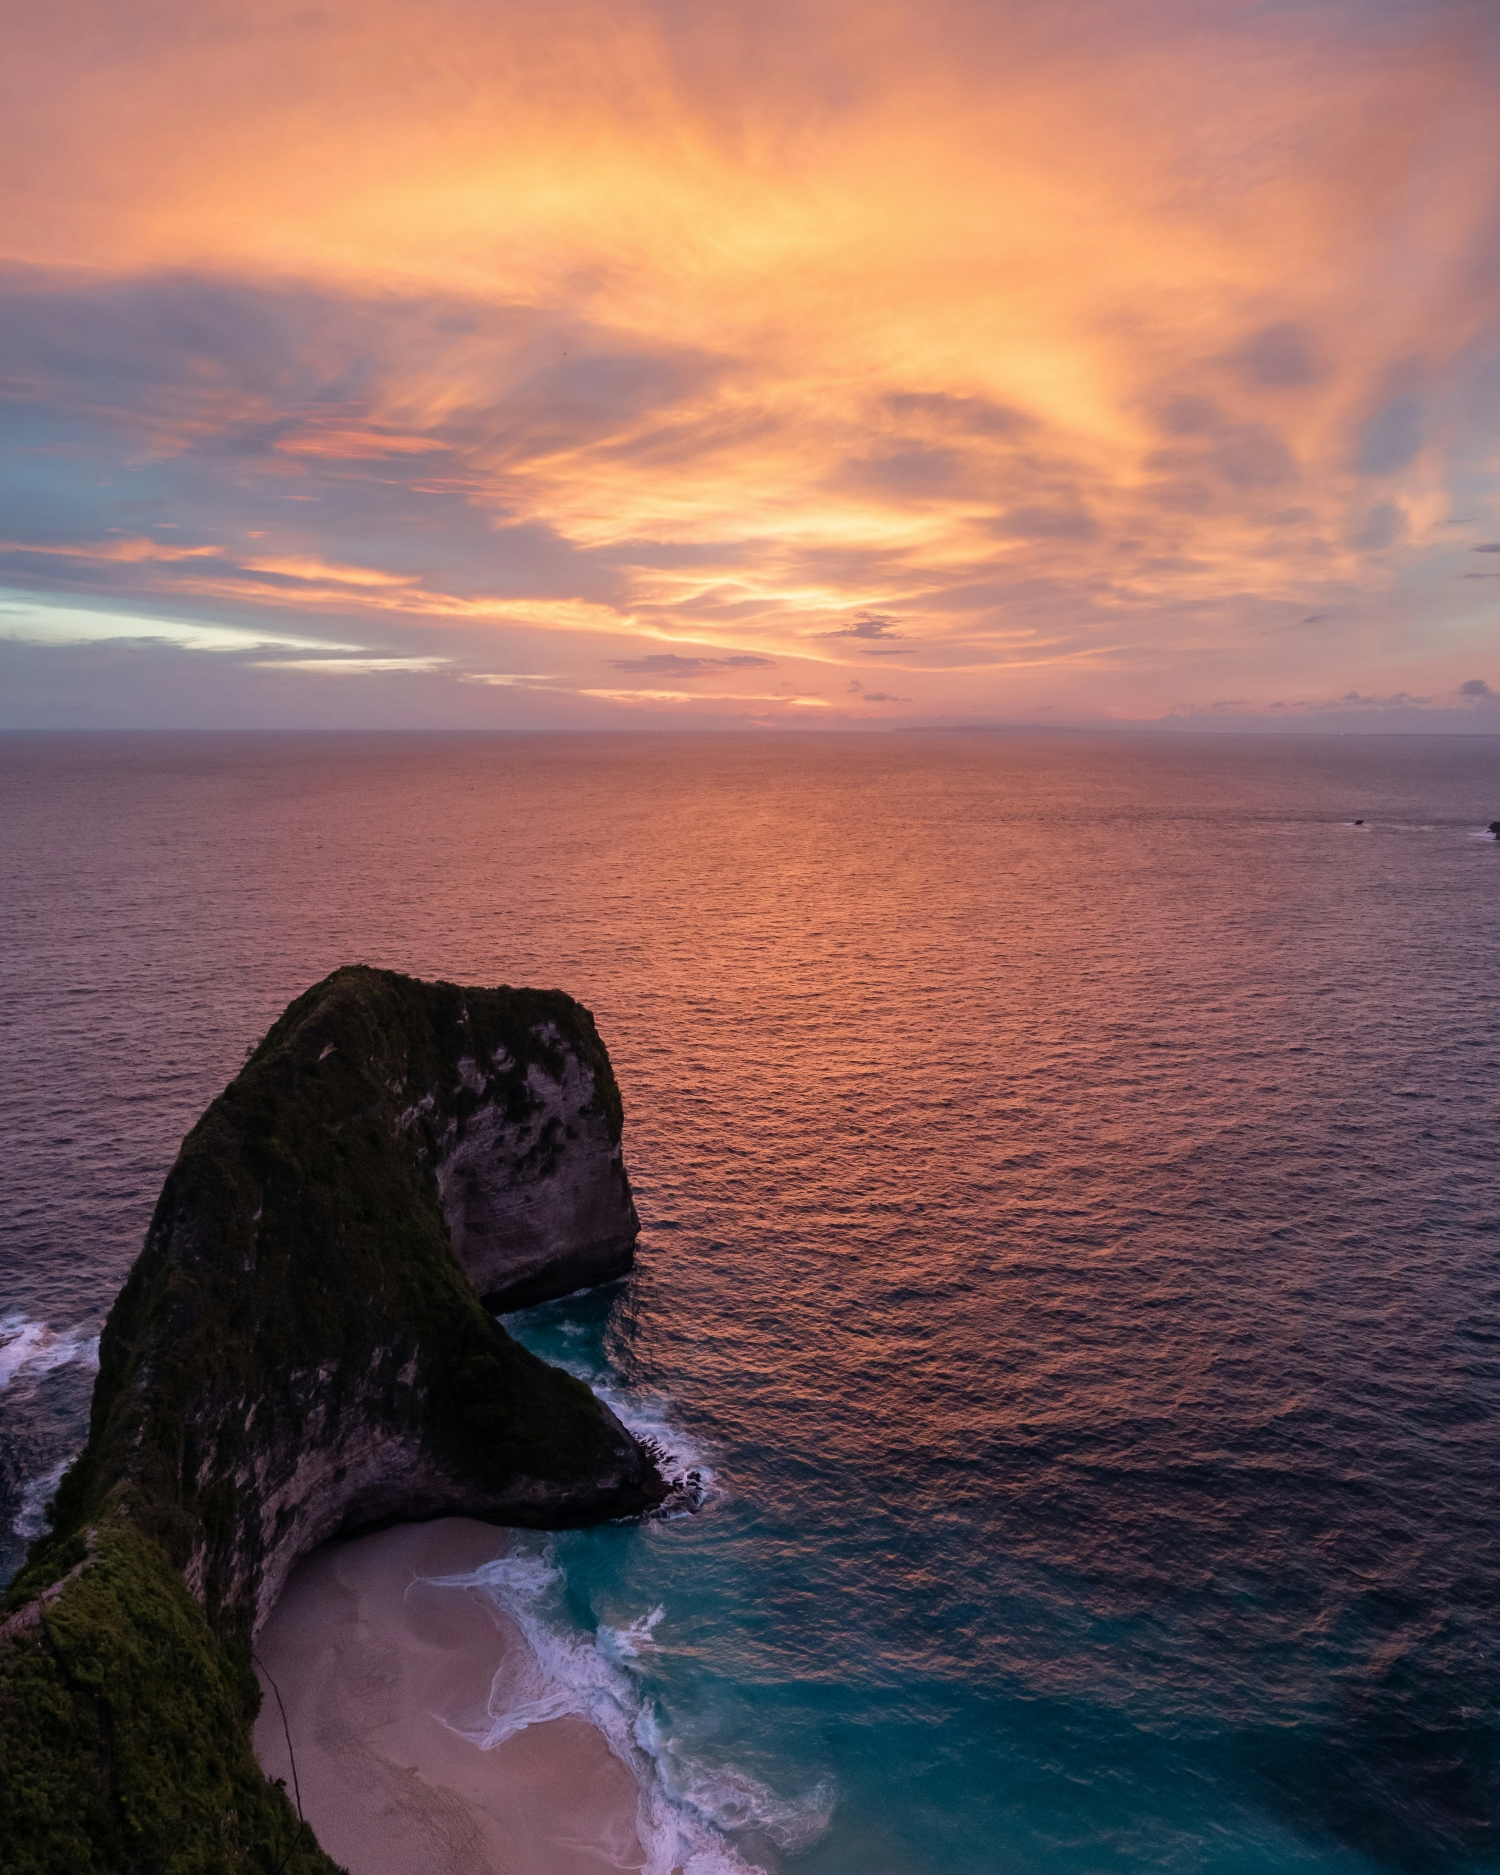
468, 1296, 832, 1869
1, 1318, 100, 1561
503, 1295, 718, 1516
0, 1315, 100, 1394
420, 1542, 832, 1875
12, 1458, 69, 1543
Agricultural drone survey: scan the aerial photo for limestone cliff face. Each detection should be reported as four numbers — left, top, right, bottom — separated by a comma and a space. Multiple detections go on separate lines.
22, 966, 665, 1637
0, 967, 666, 1874
435, 1019, 640, 1312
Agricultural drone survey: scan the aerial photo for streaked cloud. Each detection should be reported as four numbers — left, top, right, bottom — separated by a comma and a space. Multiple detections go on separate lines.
254, 657, 451, 675
819, 613, 905, 642
611, 653, 775, 675
0, 598, 366, 657
2, 0, 1499, 727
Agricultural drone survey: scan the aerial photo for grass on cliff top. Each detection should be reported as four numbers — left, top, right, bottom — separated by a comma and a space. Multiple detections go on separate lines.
0, 1524, 341, 1875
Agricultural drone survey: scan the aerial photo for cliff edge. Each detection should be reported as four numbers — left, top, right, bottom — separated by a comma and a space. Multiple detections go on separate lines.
0, 966, 666, 1875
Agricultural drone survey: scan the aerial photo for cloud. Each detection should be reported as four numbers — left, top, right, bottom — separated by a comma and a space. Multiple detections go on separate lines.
989, 507, 1097, 541
818, 611, 903, 640
1460, 678, 1493, 697
1, 0, 1499, 727
847, 676, 909, 702
253, 656, 449, 674
1222, 323, 1326, 390
1354, 394, 1424, 476
609, 652, 774, 675
1145, 400, 1298, 493
1337, 689, 1429, 708
1347, 503, 1406, 551
0, 597, 366, 656
884, 392, 1031, 436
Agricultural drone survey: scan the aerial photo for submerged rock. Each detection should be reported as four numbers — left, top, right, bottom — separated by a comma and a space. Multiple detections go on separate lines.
0, 966, 667, 1872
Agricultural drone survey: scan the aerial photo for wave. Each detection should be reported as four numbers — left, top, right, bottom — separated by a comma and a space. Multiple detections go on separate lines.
1344, 821, 1500, 839
418, 1545, 833, 1875
477, 1300, 827, 1865
500, 1303, 717, 1516
13, 1457, 70, 1543
591, 1374, 717, 1517
0, 1315, 100, 1394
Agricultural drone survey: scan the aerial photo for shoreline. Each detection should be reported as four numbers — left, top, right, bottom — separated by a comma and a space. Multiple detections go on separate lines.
252, 1519, 648, 1875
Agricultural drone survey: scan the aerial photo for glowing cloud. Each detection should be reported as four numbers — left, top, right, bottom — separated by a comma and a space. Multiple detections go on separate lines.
2, 0, 1498, 726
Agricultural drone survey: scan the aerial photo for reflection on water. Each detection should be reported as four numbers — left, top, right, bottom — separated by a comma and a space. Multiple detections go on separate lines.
3, 730, 1499, 1873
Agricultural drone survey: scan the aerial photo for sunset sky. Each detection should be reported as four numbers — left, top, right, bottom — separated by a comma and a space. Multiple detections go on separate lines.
4, 0, 1499, 730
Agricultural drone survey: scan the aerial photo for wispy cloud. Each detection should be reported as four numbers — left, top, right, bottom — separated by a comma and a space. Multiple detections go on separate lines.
2, 0, 1498, 726
610, 652, 774, 675
1, 598, 366, 656
253, 656, 450, 674
818, 612, 905, 642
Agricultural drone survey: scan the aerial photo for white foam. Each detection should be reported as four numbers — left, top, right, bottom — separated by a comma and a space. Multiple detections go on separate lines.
420, 1547, 832, 1875
13, 1458, 70, 1543
0, 1315, 100, 1393
542, 1357, 718, 1516
598, 1604, 665, 1664
599, 1378, 718, 1516
500, 1304, 719, 1514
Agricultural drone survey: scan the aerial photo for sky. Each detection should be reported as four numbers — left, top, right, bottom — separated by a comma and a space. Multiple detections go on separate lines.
3, 0, 1499, 731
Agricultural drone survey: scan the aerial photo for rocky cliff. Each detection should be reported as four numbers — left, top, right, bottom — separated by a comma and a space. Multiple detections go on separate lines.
0, 966, 667, 1874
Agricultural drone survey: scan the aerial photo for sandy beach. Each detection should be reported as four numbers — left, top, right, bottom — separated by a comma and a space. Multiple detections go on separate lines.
252, 1519, 647, 1875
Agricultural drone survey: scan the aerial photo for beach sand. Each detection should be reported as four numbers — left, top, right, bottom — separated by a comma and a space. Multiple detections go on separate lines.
252, 1519, 647, 1875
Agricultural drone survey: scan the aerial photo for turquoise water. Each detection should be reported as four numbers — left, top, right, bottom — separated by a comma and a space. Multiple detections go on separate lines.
3, 730, 1499, 1871
497, 1276, 1451, 1875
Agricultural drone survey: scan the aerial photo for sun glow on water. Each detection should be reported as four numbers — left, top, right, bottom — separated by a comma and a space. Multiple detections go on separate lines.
3, 731, 1499, 1869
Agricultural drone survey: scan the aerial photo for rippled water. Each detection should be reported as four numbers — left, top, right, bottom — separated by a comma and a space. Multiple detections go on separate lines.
3, 730, 1498, 1873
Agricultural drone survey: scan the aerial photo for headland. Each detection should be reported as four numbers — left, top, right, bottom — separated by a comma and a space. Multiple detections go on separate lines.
0, 965, 665, 1873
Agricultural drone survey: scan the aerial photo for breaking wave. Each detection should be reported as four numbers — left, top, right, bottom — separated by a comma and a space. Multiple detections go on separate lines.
420, 1545, 833, 1875
13, 1458, 69, 1543
0, 1315, 100, 1394
501, 1301, 718, 1516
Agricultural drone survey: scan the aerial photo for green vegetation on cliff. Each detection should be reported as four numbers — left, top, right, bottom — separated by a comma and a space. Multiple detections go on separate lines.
1, 1527, 339, 1875
1, 966, 662, 1873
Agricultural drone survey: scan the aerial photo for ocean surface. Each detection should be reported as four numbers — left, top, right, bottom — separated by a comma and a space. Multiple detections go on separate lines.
2, 729, 1498, 1874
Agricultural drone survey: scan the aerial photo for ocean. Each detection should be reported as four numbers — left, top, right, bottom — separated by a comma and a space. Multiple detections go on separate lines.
2, 728, 1498, 1873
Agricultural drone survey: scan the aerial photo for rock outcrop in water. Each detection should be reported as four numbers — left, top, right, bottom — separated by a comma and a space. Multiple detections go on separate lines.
0, 966, 665, 1874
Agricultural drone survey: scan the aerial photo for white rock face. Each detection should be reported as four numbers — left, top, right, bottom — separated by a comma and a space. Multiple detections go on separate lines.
435, 1040, 640, 1310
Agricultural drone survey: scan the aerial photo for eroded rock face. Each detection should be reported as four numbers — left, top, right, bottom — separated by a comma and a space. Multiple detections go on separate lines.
1, 966, 664, 1872
182, 1343, 651, 1635
434, 1023, 640, 1311
28, 966, 665, 1639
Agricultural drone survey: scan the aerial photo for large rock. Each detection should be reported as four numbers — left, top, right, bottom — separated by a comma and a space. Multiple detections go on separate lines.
0, 966, 666, 1874
435, 1014, 639, 1312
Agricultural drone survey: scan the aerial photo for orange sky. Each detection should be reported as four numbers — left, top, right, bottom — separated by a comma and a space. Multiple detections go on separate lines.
3, 0, 1499, 728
